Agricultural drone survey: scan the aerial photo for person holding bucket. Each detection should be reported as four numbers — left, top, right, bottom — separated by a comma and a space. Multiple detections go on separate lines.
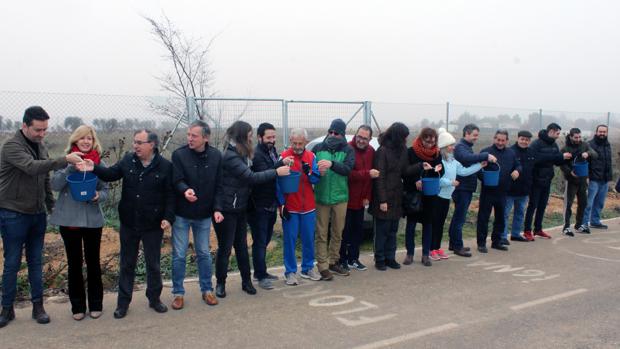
403, 127, 444, 266
476, 129, 521, 253
277, 128, 322, 285
559, 128, 597, 236
434, 128, 486, 258
49, 125, 108, 321
0, 106, 84, 328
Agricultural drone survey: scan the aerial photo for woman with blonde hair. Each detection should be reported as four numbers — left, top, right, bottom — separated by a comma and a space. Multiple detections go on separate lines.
49, 125, 108, 321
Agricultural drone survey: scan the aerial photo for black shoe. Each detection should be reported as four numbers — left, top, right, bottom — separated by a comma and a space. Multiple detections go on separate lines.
113, 307, 128, 319
590, 223, 608, 230
375, 261, 387, 271
385, 259, 401, 269
149, 300, 168, 313
32, 301, 50, 324
216, 283, 226, 298
563, 227, 575, 237
0, 306, 15, 328
500, 239, 510, 245
454, 248, 472, 257
491, 243, 509, 251
449, 246, 471, 252
421, 256, 432, 267
510, 235, 529, 242
242, 281, 257, 295
477, 246, 488, 253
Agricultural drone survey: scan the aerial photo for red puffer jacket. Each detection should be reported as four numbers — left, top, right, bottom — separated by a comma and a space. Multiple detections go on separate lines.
278, 148, 320, 214
347, 141, 375, 210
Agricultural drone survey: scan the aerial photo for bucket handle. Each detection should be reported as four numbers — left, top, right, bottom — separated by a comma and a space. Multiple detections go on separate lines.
421, 168, 441, 179
484, 162, 501, 172
573, 156, 588, 165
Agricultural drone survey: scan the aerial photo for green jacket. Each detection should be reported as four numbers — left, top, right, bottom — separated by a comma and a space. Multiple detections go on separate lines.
312, 136, 355, 205
0, 130, 67, 214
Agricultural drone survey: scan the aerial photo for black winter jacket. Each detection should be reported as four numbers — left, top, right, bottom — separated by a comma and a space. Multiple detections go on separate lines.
478, 145, 521, 194
403, 148, 443, 194
530, 130, 564, 186
214, 143, 277, 213
507, 143, 535, 196
171, 144, 223, 219
250, 143, 279, 210
94, 151, 175, 231
560, 138, 597, 184
588, 137, 613, 182
454, 139, 489, 192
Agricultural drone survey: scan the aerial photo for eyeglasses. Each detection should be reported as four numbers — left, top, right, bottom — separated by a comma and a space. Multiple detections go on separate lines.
328, 130, 340, 136
133, 140, 151, 145
356, 135, 370, 142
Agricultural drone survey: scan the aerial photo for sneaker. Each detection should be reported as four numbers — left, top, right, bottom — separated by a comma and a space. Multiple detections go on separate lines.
500, 238, 510, 245
340, 262, 351, 273
300, 269, 321, 281
576, 225, 591, 234
285, 273, 298, 286
436, 249, 449, 259
258, 278, 274, 290
348, 260, 368, 271
253, 273, 279, 281
320, 269, 334, 281
429, 250, 441, 261
534, 230, 552, 239
523, 231, 535, 241
562, 227, 575, 237
510, 235, 529, 242
590, 223, 608, 230
329, 263, 350, 276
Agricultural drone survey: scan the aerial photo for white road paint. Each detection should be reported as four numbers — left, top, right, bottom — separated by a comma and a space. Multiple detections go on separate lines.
510, 288, 588, 311
351, 323, 460, 349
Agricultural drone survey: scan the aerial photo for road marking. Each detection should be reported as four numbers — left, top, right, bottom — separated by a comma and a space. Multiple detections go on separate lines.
510, 288, 588, 311
351, 323, 459, 349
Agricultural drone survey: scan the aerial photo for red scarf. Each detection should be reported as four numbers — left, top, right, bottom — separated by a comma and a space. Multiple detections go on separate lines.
71, 145, 101, 165
412, 137, 439, 162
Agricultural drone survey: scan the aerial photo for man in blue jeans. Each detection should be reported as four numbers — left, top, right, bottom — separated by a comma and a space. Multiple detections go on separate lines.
448, 124, 497, 257
170, 120, 223, 310
583, 125, 612, 230
503, 130, 535, 244
0, 106, 83, 328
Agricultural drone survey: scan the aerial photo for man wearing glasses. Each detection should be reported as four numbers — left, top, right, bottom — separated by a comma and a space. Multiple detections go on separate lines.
78, 129, 175, 319
312, 118, 355, 280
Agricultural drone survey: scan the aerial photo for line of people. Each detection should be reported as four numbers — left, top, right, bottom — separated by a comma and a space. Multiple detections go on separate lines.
0, 106, 613, 327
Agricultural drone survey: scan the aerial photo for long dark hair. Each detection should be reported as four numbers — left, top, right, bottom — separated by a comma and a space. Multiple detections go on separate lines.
224, 120, 253, 159
379, 122, 410, 151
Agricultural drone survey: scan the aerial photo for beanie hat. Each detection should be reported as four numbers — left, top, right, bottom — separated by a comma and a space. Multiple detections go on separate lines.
328, 118, 346, 136
437, 128, 456, 149
23, 106, 50, 123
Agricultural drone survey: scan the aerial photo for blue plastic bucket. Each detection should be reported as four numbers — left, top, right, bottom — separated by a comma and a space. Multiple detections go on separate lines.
278, 171, 301, 194
573, 159, 588, 177
482, 163, 500, 187
67, 172, 98, 202
422, 177, 440, 196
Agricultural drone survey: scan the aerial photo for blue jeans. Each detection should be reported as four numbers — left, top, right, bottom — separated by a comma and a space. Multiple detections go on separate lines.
0, 209, 46, 306
448, 190, 473, 250
583, 180, 608, 226
282, 211, 315, 275
248, 208, 277, 280
503, 195, 528, 239
171, 216, 213, 295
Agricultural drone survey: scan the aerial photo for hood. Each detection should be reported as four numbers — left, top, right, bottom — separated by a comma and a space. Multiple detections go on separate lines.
538, 129, 555, 145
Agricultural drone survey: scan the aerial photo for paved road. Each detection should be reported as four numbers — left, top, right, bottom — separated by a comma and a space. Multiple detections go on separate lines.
3, 218, 620, 349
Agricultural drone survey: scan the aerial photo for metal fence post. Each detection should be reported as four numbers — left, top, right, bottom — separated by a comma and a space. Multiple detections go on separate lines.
607, 112, 611, 127
539, 108, 543, 130
186, 96, 197, 123
446, 101, 450, 131
282, 100, 289, 147
363, 101, 372, 126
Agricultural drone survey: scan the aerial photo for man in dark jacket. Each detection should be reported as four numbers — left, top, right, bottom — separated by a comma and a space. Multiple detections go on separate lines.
79, 129, 175, 319
523, 123, 572, 240
170, 121, 222, 310
476, 130, 521, 252
0, 106, 83, 328
448, 124, 497, 254
503, 130, 535, 243
248, 123, 281, 290
560, 128, 597, 236
583, 125, 612, 230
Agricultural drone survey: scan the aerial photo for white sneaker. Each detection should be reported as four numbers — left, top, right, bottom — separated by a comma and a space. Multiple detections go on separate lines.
285, 273, 298, 286
300, 269, 321, 281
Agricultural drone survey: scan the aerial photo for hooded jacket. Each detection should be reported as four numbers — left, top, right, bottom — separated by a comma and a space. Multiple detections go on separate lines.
347, 140, 375, 210
530, 129, 565, 186
250, 142, 279, 210
588, 136, 612, 182
312, 136, 355, 205
560, 137, 597, 184
507, 143, 536, 196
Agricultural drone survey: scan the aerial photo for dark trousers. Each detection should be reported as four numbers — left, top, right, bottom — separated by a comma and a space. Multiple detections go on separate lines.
476, 190, 506, 246
432, 198, 451, 250
340, 208, 365, 264
117, 225, 163, 308
405, 217, 432, 257
60, 226, 103, 314
374, 218, 399, 263
214, 212, 251, 284
524, 183, 551, 232
248, 208, 276, 280
448, 190, 473, 250
563, 179, 587, 229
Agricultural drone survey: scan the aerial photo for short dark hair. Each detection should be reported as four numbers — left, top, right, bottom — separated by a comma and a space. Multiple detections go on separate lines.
462, 123, 479, 137
356, 124, 373, 138
569, 127, 581, 136
517, 130, 533, 138
546, 123, 561, 131
190, 120, 211, 137
595, 124, 608, 132
257, 122, 276, 138
495, 129, 509, 138
23, 106, 50, 126
134, 129, 159, 148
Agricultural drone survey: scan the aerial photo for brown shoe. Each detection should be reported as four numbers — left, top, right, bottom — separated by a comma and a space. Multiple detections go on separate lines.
402, 254, 414, 265
319, 269, 333, 281
171, 296, 184, 310
203, 291, 218, 306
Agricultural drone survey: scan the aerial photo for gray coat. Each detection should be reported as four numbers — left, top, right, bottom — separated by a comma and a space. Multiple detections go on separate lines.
48, 164, 109, 228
